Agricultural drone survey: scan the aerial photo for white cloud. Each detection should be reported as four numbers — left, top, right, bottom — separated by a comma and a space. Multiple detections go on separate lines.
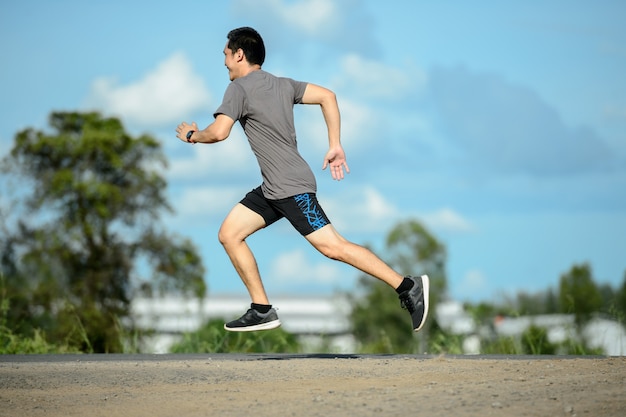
456, 269, 489, 300
337, 54, 426, 99
233, 0, 377, 57
278, 0, 337, 35
421, 207, 475, 233
297, 97, 379, 152
270, 249, 342, 284
236, 0, 338, 37
173, 186, 242, 219
322, 186, 400, 233
168, 131, 256, 179
86, 52, 211, 127
321, 186, 474, 236
339, 98, 380, 147
296, 54, 428, 150
361, 187, 398, 219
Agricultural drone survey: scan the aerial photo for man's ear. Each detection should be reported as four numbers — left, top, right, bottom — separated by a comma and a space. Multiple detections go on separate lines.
236, 48, 245, 62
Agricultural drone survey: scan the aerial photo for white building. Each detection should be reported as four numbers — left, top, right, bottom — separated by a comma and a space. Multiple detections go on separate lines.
131, 295, 626, 356
494, 314, 626, 356
131, 294, 354, 353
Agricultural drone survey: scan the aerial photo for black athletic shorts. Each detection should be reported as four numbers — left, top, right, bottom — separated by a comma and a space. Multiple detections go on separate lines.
240, 186, 331, 236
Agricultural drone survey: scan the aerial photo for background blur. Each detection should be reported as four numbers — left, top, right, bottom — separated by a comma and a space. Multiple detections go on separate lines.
1, 0, 625, 303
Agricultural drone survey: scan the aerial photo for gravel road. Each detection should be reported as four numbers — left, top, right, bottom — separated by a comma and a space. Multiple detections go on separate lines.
1, 354, 624, 416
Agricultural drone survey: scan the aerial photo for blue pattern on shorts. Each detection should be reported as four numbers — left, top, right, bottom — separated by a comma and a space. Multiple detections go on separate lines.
293, 194, 328, 231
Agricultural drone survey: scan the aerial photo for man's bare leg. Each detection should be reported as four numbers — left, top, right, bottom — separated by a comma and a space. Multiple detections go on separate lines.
305, 224, 404, 289
306, 224, 430, 332
218, 203, 270, 304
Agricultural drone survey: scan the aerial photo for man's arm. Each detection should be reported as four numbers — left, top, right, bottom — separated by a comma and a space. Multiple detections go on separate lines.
176, 114, 235, 144
301, 83, 350, 180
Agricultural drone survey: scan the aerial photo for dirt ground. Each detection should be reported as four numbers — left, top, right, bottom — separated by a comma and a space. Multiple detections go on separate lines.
1, 354, 625, 417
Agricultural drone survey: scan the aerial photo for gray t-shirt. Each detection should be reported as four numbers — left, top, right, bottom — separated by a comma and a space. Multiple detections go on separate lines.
214, 70, 316, 200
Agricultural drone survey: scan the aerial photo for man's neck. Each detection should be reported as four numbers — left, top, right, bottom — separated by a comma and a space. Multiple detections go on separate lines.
238, 65, 262, 78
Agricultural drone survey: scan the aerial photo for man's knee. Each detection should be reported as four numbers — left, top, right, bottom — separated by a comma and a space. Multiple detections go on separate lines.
218, 223, 234, 247
315, 240, 347, 262
306, 225, 349, 261
219, 204, 266, 248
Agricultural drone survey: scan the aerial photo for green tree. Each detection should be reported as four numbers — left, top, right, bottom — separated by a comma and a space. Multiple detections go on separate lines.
558, 263, 602, 327
387, 219, 447, 349
615, 270, 626, 323
386, 220, 447, 299
515, 289, 560, 315
349, 219, 447, 353
0, 112, 206, 352
350, 271, 416, 353
544, 287, 560, 314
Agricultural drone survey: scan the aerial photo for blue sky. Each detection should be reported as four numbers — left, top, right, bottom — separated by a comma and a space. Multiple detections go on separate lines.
1, 0, 625, 302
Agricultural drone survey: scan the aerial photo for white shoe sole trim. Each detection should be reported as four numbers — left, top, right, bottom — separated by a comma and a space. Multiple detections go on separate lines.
414, 274, 430, 332
224, 319, 282, 332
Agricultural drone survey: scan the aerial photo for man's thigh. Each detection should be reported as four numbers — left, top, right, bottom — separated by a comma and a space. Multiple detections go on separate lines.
220, 203, 268, 241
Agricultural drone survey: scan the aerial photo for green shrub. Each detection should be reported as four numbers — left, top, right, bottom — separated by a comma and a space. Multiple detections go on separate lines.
1, 289, 80, 354
169, 319, 301, 353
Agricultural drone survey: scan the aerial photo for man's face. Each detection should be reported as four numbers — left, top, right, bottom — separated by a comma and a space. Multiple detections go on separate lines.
223, 43, 238, 81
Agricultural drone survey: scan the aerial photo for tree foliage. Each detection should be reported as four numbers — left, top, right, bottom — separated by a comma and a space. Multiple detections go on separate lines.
350, 271, 417, 353
0, 112, 206, 352
386, 219, 447, 303
348, 219, 624, 355
349, 219, 447, 353
617, 272, 626, 320
558, 263, 602, 326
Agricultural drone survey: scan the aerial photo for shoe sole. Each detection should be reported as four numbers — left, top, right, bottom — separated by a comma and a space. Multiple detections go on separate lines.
414, 274, 430, 332
224, 319, 282, 332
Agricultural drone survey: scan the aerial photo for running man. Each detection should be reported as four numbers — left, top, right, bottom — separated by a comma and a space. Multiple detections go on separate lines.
175, 27, 429, 333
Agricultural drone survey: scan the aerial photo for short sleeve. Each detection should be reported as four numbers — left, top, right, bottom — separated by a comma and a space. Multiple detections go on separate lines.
214, 82, 246, 121
290, 79, 308, 104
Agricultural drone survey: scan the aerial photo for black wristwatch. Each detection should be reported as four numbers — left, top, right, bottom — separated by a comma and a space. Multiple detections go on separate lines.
186, 130, 196, 144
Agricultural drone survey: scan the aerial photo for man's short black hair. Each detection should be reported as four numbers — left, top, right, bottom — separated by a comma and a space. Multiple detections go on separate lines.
227, 27, 266, 66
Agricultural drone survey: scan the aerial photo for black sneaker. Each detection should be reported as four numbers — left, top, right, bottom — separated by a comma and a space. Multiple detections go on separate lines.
398, 275, 430, 332
224, 307, 281, 332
